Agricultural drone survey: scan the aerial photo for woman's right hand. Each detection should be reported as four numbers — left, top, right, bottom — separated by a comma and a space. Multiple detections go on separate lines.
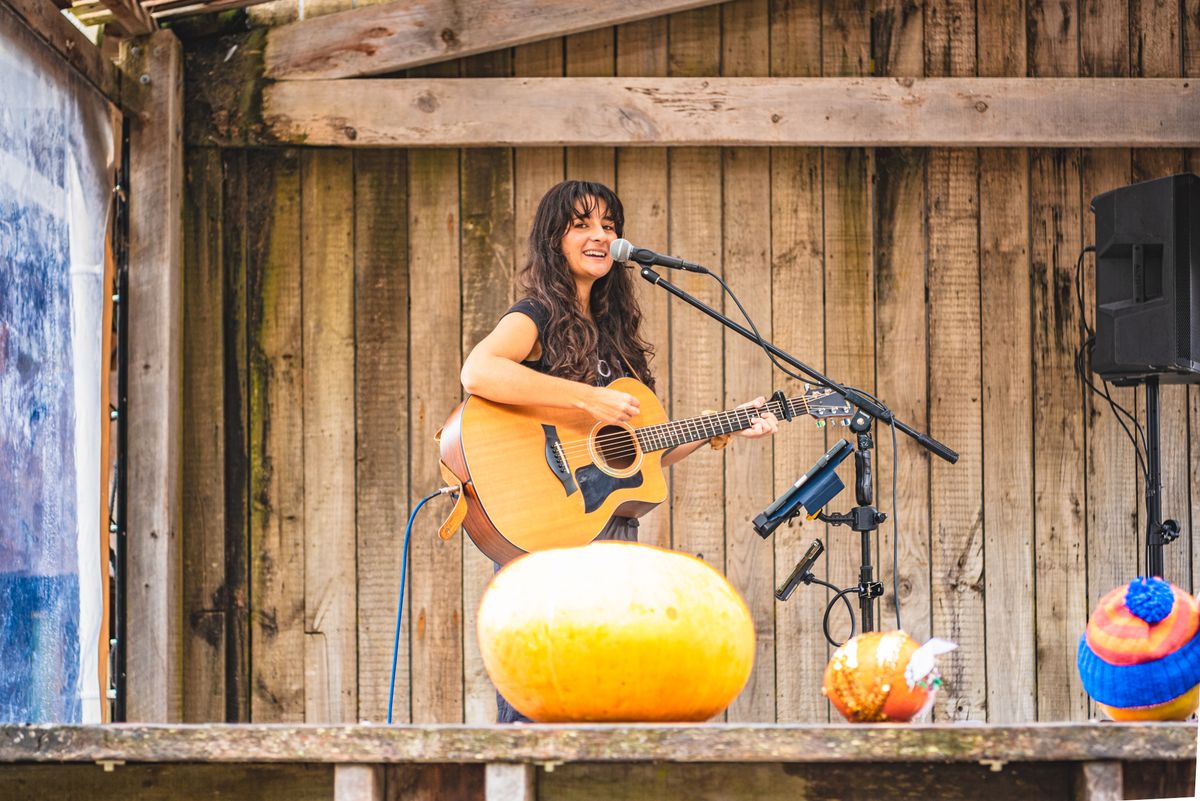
578, 385, 641, 424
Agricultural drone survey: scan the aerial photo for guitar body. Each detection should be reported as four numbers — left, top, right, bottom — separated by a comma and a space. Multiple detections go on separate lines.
440, 377, 669, 564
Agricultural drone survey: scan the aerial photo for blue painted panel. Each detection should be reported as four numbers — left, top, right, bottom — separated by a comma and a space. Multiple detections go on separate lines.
0, 103, 82, 722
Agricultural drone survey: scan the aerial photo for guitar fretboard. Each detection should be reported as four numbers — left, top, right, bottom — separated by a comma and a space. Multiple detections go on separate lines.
634, 397, 807, 452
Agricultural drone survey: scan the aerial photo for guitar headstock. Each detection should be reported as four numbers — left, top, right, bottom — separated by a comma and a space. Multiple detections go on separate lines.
800, 386, 854, 420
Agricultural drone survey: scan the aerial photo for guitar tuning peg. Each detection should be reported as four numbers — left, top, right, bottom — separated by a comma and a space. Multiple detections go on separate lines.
841, 419, 850, 426
815, 420, 825, 429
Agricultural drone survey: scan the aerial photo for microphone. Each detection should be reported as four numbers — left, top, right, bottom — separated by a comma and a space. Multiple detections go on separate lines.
609, 239, 708, 273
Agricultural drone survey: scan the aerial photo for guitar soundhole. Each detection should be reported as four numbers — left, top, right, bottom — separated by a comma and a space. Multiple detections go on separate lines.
594, 425, 638, 472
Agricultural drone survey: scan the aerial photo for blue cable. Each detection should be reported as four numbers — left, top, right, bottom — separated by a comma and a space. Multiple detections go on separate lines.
387, 489, 444, 724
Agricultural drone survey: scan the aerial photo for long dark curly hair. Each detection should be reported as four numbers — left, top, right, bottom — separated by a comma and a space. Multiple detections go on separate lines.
520, 180, 655, 389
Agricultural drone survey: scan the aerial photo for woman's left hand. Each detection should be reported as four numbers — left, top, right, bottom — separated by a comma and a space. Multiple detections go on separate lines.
735, 396, 779, 439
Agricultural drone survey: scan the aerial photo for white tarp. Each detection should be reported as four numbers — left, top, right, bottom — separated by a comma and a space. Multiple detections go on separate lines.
0, 8, 114, 723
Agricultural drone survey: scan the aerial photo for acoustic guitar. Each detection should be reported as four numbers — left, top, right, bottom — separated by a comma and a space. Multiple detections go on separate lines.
438, 377, 854, 564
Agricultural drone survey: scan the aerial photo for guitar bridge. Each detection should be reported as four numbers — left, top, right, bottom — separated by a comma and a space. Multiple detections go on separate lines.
542, 425, 578, 497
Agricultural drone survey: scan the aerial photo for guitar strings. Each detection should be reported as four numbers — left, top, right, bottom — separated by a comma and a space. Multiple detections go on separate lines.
551, 392, 838, 461
551, 393, 827, 456
551, 400, 787, 457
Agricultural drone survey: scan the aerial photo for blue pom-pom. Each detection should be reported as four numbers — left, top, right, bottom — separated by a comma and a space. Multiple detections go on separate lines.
1126, 577, 1175, 624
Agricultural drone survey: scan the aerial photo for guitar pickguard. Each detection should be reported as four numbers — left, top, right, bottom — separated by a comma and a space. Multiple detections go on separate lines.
575, 464, 644, 513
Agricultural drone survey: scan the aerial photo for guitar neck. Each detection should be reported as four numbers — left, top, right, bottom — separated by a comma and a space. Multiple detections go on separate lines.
634, 396, 806, 453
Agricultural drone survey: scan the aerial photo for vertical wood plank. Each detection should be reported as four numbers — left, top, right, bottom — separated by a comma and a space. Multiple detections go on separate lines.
335, 765, 384, 801
1187, 0, 1200, 595
1130, 0, 1190, 588
616, 15, 671, 549
248, 149, 306, 722
872, 0, 931, 656
181, 147, 226, 723
1029, 0, 1088, 722
124, 28, 184, 722
770, 0, 828, 723
565, 26, 616, 186
667, 5, 725, 582
978, 0, 1035, 725
300, 149, 357, 723
354, 149, 410, 722
514, 39, 565, 274
461, 50, 516, 724
485, 764, 535, 801
721, 0, 774, 724
1078, 0, 1137, 620
408, 61, 464, 726
925, 0, 984, 722
221, 150, 251, 723
1073, 761, 1123, 801
822, 0, 873, 645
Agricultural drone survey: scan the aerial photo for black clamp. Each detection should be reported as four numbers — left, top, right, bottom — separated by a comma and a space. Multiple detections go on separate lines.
770, 389, 793, 422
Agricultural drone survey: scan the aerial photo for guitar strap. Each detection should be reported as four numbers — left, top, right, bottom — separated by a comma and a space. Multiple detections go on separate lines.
433, 425, 466, 541
437, 466, 468, 541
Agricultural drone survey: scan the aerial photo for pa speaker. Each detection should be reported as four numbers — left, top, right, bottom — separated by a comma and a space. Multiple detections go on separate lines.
1091, 172, 1200, 385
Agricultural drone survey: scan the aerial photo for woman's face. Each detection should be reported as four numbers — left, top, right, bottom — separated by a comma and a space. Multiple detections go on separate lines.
560, 199, 617, 287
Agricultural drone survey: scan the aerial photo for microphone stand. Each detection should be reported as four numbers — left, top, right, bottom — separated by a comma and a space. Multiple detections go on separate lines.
638, 265, 958, 635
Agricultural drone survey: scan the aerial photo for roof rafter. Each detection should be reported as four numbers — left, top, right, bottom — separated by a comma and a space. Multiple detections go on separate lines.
263, 0, 731, 81
94, 0, 155, 35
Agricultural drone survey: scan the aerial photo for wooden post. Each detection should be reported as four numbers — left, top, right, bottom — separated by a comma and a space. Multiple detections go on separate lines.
485, 764, 535, 801
1072, 761, 1122, 801
334, 765, 384, 801
123, 29, 184, 723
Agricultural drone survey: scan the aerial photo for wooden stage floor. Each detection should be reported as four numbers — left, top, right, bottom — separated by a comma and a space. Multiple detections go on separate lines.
0, 722, 1194, 800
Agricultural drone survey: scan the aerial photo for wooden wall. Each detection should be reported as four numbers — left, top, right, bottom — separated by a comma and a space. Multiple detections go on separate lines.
179, 0, 1200, 725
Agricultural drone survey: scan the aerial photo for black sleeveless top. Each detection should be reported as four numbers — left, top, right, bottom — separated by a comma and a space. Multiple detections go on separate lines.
506, 297, 627, 385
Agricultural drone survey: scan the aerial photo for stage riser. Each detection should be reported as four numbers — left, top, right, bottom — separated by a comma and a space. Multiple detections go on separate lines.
0, 760, 1191, 801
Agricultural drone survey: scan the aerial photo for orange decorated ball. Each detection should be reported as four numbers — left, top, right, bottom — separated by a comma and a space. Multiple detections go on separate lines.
823, 631, 942, 723
477, 542, 755, 722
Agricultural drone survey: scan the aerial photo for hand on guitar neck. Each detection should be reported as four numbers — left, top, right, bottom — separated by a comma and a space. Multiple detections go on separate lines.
438, 378, 853, 564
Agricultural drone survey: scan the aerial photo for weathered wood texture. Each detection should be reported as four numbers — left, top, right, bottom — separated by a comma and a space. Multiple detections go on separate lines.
126, 28, 184, 722
254, 77, 1200, 148
178, 5, 1199, 725
0, 758, 1187, 801
0, 0, 121, 108
262, 0, 730, 80
1, 723, 1194, 763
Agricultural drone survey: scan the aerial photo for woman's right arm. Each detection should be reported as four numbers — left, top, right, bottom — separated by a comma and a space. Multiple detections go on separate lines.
460, 313, 641, 424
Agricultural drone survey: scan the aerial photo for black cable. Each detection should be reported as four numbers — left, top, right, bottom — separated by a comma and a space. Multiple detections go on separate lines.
704, 268, 819, 387
705, 269, 904, 636
1073, 245, 1149, 483
891, 418, 900, 631
814, 580, 859, 647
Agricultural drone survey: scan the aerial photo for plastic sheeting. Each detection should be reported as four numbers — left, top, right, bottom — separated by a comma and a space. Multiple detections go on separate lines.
0, 10, 114, 723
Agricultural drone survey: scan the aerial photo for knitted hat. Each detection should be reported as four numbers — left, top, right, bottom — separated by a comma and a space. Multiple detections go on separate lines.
1077, 577, 1200, 708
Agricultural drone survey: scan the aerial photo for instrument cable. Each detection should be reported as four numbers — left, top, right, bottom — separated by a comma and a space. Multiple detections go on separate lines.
387, 487, 455, 724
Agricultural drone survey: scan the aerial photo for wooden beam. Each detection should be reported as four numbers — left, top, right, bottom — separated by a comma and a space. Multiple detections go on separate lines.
0, 0, 119, 105
94, 0, 155, 36
262, 0, 730, 80
0, 723, 1194, 764
251, 77, 1200, 148
122, 28, 184, 722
